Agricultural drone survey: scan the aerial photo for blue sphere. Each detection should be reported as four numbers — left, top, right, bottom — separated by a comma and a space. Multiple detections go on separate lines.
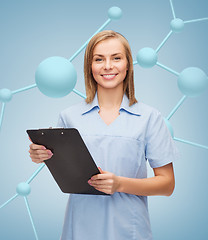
0, 88, 13, 102
108, 6, 122, 20
170, 18, 184, 33
136, 47, 158, 68
164, 118, 174, 138
35, 56, 77, 98
178, 67, 208, 97
16, 182, 31, 196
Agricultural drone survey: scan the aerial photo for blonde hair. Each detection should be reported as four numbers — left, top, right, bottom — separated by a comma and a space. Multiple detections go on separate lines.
84, 30, 137, 106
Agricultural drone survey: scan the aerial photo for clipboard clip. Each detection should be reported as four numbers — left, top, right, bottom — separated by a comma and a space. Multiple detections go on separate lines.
38, 127, 65, 135
49, 127, 64, 135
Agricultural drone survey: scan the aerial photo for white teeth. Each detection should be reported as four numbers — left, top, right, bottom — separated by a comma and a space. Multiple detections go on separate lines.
102, 74, 116, 79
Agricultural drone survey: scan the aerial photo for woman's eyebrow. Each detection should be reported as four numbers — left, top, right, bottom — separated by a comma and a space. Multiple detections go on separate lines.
93, 53, 123, 57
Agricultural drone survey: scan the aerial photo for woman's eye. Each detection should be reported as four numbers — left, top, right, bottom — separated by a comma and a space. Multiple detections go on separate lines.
114, 57, 121, 60
95, 58, 103, 62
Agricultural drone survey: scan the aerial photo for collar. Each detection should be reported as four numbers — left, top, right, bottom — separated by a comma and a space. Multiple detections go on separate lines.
81, 92, 141, 116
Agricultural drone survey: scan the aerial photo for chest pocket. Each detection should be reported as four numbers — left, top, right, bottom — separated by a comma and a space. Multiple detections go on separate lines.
82, 135, 145, 178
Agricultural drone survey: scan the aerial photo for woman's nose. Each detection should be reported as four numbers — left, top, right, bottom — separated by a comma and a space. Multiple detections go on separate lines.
104, 59, 113, 70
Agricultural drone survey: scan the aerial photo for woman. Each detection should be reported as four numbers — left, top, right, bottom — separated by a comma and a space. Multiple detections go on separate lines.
29, 30, 178, 240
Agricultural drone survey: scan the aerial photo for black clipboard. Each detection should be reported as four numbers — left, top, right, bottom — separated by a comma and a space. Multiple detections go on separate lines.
27, 128, 108, 195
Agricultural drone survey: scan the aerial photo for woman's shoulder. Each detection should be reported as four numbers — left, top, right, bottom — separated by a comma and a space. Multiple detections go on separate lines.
134, 100, 161, 117
59, 98, 87, 117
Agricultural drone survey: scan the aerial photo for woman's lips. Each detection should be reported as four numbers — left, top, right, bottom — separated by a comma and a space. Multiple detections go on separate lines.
101, 74, 118, 80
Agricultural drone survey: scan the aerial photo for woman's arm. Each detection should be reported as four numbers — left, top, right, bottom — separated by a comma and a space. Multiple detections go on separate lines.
89, 163, 175, 196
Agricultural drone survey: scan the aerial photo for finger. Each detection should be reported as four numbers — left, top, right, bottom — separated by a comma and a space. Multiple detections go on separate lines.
30, 154, 50, 161
30, 143, 46, 150
98, 167, 104, 174
95, 185, 111, 190
90, 179, 114, 189
28, 137, 32, 142
89, 179, 109, 186
28, 149, 51, 155
30, 152, 53, 161
36, 149, 53, 155
91, 173, 112, 181
29, 148, 53, 158
94, 187, 111, 194
29, 149, 52, 157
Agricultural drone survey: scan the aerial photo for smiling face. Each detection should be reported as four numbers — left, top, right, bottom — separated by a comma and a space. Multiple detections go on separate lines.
91, 38, 128, 91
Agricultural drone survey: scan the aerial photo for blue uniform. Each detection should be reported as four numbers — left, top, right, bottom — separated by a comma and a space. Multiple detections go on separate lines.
58, 92, 179, 240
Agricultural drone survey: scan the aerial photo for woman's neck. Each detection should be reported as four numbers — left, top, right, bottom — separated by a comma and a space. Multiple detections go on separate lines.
97, 85, 124, 110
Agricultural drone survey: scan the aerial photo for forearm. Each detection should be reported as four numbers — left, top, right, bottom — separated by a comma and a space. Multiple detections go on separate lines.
117, 175, 175, 196
89, 163, 175, 196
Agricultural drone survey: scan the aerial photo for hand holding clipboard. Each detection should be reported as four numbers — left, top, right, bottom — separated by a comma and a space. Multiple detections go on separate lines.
27, 128, 108, 195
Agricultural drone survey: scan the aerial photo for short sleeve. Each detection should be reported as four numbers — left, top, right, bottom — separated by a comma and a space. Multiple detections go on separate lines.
145, 110, 179, 168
